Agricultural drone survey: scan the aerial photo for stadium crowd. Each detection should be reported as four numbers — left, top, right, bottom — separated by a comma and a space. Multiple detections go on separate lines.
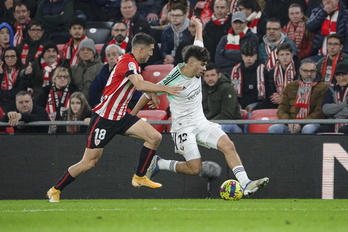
1, 0, 348, 134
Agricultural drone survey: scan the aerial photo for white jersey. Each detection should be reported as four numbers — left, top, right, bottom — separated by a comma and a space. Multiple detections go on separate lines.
158, 63, 208, 131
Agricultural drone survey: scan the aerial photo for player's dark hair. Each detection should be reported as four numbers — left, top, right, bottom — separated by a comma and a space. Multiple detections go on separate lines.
240, 42, 258, 56
131, 32, 155, 47
182, 45, 210, 63
327, 33, 344, 45
276, 42, 293, 54
206, 63, 220, 73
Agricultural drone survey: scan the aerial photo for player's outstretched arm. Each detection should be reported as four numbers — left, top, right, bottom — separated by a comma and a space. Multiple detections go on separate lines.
129, 74, 181, 95
130, 93, 160, 116
190, 16, 203, 45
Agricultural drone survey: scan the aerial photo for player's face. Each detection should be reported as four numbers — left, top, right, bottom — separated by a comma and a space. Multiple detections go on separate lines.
43, 48, 58, 65
16, 94, 33, 114
300, 62, 317, 84
191, 58, 207, 77
139, 44, 154, 63
241, 54, 258, 67
214, 0, 229, 19
0, 27, 10, 45
335, 72, 348, 87
70, 25, 85, 40
106, 47, 120, 66
266, 22, 282, 43
327, 37, 343, 57
14, 5, 30, 25
277, 50, 293, 67
203, 69, 221, 87
231, 20, 246, 35
70, 97, 82, 114
288, 7, 303, 24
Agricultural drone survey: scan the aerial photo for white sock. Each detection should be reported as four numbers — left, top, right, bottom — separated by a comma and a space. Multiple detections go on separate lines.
158, 159, 178, 173
232, 166, 250, 188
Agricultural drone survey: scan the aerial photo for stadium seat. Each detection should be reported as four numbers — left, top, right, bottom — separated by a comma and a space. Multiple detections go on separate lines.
251, 109, 278, 117
57, 44, 65, 58
247, 115, 278, 133
142, 64, 174, 84
137, 110, 168, 133
85, 21, 113, 44
95, 44, 104, 54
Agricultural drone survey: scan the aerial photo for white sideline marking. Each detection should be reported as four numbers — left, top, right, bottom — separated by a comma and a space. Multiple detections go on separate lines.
2, 208, 347, 213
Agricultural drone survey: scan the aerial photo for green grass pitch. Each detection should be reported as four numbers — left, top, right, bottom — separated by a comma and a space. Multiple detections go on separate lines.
1, 199, 347, 232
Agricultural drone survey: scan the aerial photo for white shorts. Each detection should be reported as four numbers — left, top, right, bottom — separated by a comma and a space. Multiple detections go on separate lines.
171, 121, 226, 161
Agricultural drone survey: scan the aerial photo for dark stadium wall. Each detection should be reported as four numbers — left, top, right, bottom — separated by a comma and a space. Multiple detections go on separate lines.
1, 134, 347, 200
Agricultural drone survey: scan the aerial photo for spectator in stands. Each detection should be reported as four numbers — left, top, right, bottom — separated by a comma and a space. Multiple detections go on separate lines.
136, 0, 165, 26
215, 11, 259, 74
12, 2, 31, 46
71, 38, 103, 100
35, 0, 74, 44
89, 44, 122, 107
17, 20, 49, 66
62, 17, 88, 66
317, 34, 348, 85
258, 18, 297, 70
202, 62, 243, 133
268, 59, 328, 134
161, 3, 190, 65
160, 0, 191, 26
306, 0, 348, 61
237, 0, 265, 37
101, 21, 130, 63
36, 67, 75, 133
0, 47, 28, 113
231, 42, 267, 112
263, 0, 306, 27
174, 17, 214, 65
0, 22, 14, 57
95, 0, 122, 21
20, 42, 70, 101
120, 0, 152, 38
255, 42, 300, 110
66, 91, 92, 134
0, 0, 38, 24
204, 0, 231, 62
0, 90, 49, 133
317, 62, 348, 134
305, 0, 322, 17
283, 3, 313, 59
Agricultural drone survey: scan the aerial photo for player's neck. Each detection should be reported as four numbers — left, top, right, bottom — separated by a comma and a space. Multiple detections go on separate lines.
180, 65, 195, 78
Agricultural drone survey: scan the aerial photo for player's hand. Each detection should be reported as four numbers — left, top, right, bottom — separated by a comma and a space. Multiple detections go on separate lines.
25, 62, 33, 75
190, 16, 202, 29
165, 86, 182, 96
147, 93, 160, 109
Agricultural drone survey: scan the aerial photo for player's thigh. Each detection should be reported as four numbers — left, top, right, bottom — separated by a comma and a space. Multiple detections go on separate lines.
196, 122, 225, 150
125, 119, 161, 142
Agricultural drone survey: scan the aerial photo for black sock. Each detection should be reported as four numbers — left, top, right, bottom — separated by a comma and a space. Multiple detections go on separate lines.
136, 146, 156, 177
54, 171, 76, 191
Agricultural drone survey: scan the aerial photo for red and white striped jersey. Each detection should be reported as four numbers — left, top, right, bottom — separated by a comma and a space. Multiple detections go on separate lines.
93, 53, 141, 120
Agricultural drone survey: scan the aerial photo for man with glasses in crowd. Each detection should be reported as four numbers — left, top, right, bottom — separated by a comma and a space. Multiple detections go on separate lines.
268, 59, 327, 134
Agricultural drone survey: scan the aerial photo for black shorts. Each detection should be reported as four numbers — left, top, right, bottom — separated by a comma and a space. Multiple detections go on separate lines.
86, 112, 140, 148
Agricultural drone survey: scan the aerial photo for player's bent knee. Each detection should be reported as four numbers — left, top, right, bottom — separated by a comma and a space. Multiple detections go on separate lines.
148, 131, 162, 146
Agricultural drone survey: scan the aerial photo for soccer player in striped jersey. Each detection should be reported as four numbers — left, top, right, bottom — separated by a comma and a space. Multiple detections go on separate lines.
133, 16, 269, 197
46, 33, 182, 202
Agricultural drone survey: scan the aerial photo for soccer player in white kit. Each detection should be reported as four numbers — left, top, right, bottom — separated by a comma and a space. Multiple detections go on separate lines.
132, 16, 269, 197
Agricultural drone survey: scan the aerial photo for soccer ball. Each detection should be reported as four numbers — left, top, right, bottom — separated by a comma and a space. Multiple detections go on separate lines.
219, 179, 243, 200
